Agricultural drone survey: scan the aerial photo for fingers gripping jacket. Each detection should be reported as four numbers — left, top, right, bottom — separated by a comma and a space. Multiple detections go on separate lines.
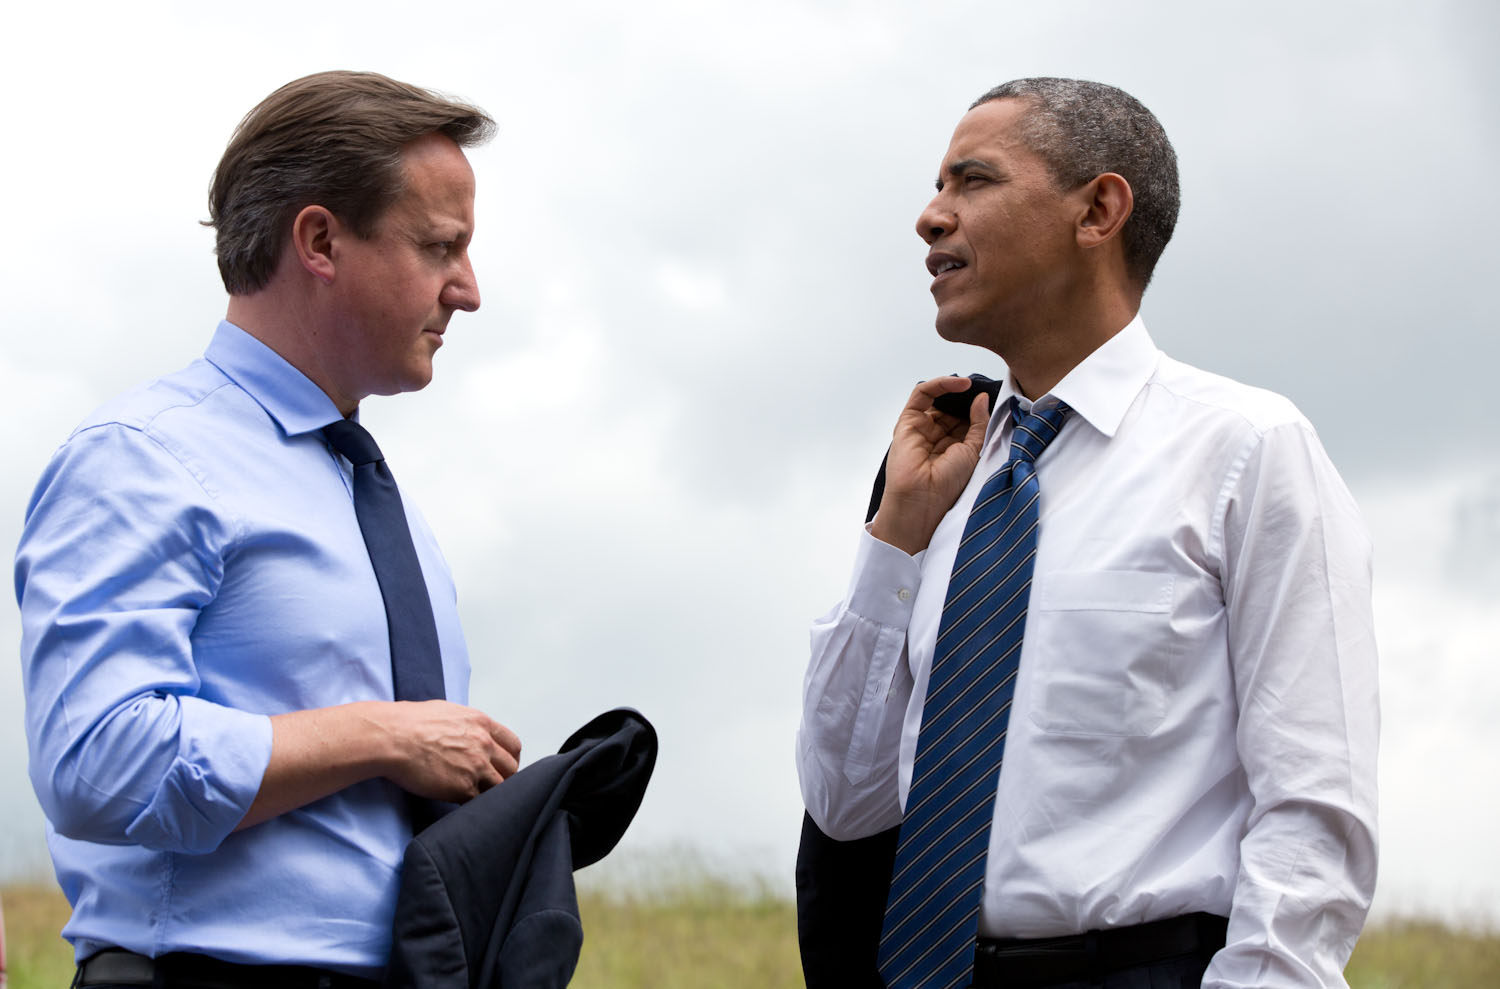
384, 708, 658, 989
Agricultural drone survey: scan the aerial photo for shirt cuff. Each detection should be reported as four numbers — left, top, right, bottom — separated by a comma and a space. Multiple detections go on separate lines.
124, 699, 273, 855
844, 526, 923, 628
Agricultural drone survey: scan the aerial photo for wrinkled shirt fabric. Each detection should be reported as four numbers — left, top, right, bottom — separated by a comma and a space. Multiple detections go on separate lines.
16, 321, 469, 977
797, 316, 1378, 988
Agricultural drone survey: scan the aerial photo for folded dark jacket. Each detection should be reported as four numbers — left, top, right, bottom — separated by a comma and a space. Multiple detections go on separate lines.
385, 708, 658, 988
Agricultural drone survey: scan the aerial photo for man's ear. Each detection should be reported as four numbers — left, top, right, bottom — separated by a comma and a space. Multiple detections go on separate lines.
290, 205, 338, 284
1075, 172, 1133, 250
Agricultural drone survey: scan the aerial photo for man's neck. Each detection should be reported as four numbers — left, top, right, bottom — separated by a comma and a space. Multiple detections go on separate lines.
225, 292, 358, 416
998, 288, 1139, 400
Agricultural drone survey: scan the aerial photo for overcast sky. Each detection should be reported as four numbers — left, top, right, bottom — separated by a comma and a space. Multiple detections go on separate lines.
3, 0, 1496, 926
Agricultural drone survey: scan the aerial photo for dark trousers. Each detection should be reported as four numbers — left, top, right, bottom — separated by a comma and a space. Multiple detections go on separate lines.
72, 983, 373, 989
970, 913, 1227, 989
74, 975, 378, 989
72, 949, 380, 989
973, 947, 1216, 989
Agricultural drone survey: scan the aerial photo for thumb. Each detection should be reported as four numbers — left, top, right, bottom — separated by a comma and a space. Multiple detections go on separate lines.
965, 391, 992, 453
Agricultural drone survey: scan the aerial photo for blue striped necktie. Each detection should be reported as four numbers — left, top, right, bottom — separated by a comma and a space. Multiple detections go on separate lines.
878, 399, 1070, 989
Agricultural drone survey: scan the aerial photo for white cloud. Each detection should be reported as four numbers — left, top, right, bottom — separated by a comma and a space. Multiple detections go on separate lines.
657, 260, 729, 312
1356, 469, 1500, 922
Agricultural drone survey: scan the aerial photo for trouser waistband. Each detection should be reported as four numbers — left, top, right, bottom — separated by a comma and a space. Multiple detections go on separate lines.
971, 912, 1228, 988
75, 948, 381, 989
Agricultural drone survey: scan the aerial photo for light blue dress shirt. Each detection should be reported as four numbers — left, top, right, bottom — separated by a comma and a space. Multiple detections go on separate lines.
15, 321, 470, 976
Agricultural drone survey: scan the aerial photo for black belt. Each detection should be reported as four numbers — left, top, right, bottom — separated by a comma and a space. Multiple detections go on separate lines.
76, 949, 381, 989
972, 912, 1228, 988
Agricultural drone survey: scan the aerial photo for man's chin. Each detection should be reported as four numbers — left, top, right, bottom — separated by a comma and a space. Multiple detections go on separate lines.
401, 372, 436, 394
934, 309, 982, 346
375, 368, 436, 398
934, 312, 1013, 362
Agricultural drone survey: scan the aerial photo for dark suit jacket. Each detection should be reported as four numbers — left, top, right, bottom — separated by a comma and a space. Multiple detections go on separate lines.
796, 376, 997, 989
385, 708, 657, 989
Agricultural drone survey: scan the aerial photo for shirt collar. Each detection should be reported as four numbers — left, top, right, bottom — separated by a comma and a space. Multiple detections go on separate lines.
203, 320, 346, 437
998, 314, 1160, 440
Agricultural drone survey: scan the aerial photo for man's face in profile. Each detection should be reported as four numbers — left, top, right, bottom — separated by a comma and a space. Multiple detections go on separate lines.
916, 99, 1080, 348
325, 132, 481, 401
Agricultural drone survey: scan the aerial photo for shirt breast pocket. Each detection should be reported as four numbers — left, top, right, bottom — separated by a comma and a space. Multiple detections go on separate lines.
1026, 570, 1177, 737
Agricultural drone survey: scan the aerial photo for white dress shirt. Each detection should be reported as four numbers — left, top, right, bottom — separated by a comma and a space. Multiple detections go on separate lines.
797, 316, 1378, 988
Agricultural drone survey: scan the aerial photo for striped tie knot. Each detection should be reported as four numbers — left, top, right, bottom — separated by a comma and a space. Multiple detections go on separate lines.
1007, 400, 1070, 465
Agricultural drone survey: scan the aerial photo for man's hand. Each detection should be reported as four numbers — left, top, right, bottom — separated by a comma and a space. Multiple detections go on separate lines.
870, 376, 991, 556
375, 700, 522, 801
237, 700, 523, 830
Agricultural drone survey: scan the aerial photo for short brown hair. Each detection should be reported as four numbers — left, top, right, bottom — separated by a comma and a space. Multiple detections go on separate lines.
972, 78, 1179, 289
207, 70, 495, 295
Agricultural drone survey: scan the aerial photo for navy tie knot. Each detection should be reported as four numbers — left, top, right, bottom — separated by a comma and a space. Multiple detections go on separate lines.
322, 418, 384, 467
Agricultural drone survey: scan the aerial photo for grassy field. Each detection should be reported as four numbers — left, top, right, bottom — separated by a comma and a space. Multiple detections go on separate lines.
4, 880, 1498, 987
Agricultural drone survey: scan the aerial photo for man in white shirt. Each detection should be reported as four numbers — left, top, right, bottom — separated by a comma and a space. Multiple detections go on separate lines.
796, 78, 1378, 989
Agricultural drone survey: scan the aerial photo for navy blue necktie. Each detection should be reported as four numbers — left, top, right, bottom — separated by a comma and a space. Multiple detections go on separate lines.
878, 399, 1070, 989
322, 419, 446, 703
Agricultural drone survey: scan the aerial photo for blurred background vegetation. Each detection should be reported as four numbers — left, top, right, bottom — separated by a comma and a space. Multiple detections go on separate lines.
5, 874, 1499, 988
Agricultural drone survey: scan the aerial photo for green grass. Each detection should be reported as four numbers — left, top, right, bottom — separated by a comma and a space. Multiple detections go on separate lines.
574, 878, 801, 987
1342, 917, 1500, 988
3, 884, 77, 989
5, 881, 1498, 987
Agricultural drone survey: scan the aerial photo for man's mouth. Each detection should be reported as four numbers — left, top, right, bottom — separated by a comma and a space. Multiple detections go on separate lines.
926, 253, 966, 278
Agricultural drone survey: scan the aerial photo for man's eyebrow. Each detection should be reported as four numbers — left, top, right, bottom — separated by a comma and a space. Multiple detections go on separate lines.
935, 158, 998, 190
420, 220, 472, 242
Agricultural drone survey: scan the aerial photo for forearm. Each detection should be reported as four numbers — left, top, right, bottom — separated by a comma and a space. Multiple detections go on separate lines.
37, 694, 389, 844
798, 529, 919, 838
239, 698, 521, 830
237, 702, 396, 830
1208, 798, 1377, 987
28, 690, 272, 853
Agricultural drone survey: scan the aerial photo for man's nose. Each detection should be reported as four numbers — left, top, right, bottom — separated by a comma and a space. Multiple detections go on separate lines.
444, 256, 481, 312
916, 199, 954, 245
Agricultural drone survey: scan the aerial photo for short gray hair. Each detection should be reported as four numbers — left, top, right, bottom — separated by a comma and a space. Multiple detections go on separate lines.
972, 78, 1179, 288
207, 70, 495, 295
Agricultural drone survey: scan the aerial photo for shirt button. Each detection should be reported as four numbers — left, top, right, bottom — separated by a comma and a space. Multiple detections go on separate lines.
897, 588, 912, 602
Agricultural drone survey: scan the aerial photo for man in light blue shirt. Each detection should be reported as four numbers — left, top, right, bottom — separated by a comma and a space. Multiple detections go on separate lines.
15, 71, 521, 985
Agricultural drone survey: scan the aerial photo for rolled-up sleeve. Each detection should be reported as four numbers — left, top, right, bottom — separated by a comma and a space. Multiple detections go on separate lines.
1207, 420, 1379, 988
16, 423, 272, 854
797, 528, 922, 840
